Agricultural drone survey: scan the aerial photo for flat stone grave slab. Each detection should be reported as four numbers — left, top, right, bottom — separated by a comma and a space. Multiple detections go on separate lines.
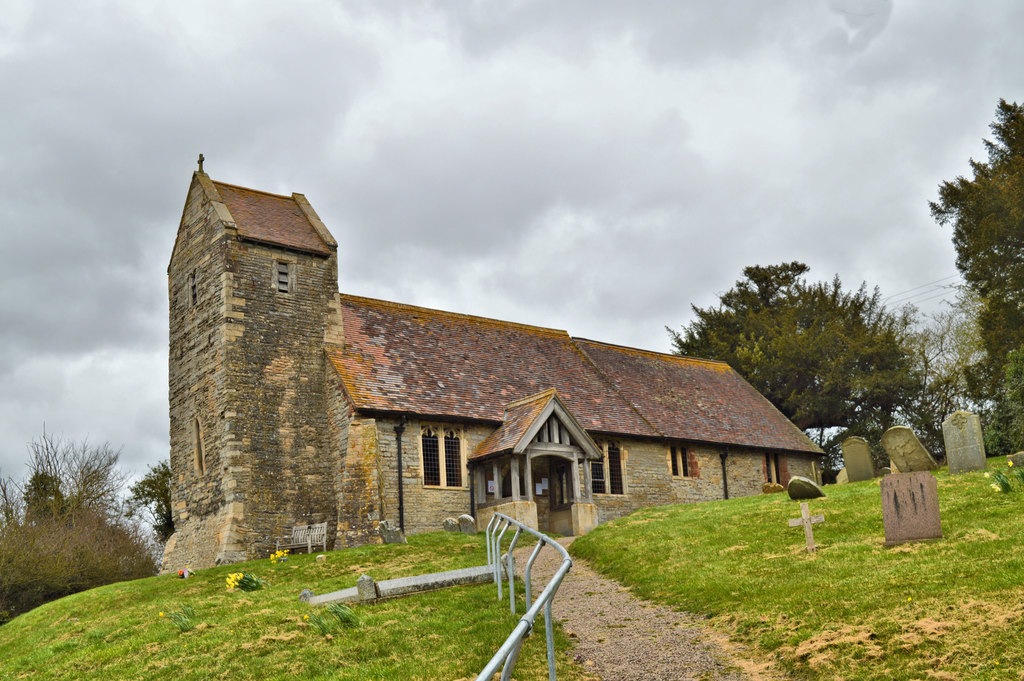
881, 426, 938, 472
841, 436, 875, 482
881, 471, 942, 545
942, 410, 987, 474
308, 565, 492, 606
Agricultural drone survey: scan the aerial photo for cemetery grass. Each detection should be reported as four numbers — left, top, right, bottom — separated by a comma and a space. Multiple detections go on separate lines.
573, 458, 1024, 681
0, 532, 585, 681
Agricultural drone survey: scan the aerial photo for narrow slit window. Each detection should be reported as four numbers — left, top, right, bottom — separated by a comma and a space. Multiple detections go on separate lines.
189, 271, 198, 306
608, 442, 624, 495
192, 417, 205, 475
422, 427, 440, 486
444, 430, 462, 487
681, 447, 689, 477
670, 446, 679, 476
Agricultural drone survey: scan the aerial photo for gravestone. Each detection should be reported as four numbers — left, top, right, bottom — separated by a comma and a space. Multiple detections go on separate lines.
942, 411, 986, 474
835, 468, 849, 484
762, 482, 785, 494
357, 574, 378, 602
457, 514, 477, 534
880, 471, 942, 545
1010, 452, 1024, 468
788, 502, 825, 552
442, 517, 459, 532
299, 588, 314, 603
880, 426, 938, 472
378, 520, 407, 544
787, 475, 825, 500
841, 436, 875, 482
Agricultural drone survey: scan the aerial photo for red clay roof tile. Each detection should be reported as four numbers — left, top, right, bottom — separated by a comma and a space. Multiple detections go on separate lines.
213, 181, 332, 256
573, 339, 822, 454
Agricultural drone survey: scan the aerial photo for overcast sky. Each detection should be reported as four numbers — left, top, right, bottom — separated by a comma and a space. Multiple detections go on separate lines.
1, 0, 1021, 481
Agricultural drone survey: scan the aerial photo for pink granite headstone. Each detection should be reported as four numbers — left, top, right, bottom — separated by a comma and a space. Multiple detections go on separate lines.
880, 472, 942, 546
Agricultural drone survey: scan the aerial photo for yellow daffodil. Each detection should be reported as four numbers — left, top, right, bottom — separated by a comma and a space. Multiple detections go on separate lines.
1009, 460, 1014, 467
159, 612, 164, 617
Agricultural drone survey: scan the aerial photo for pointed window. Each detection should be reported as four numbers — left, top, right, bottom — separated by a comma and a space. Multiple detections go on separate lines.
192, 417, 205, 475
421, 424, 465, 488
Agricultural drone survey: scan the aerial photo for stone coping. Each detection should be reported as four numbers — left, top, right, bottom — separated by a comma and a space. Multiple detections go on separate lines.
307, 565, 493, 606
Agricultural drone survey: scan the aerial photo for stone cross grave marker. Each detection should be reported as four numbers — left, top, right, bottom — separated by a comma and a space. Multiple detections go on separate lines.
788, 502, 825, 552
880, 471, 942, 545
881, 426, 938, 472
942, 410, 987, 474
841, 436, 875, 482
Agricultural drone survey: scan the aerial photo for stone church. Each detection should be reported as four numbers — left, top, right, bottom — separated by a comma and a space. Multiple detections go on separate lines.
162, 168, 823, 570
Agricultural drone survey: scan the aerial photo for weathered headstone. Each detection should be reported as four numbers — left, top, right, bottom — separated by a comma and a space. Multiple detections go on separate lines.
835, 468, 849, 484
841, 436, 875, 482
457, 514, 477, 534
942, 411, 987, 474
316, 554, 327, 563
788, 502, 825, 552
762, 482, 785, 494
787, 475, 825, 500
1010, 452, 1024, 468
357, 574, 378, 602
880, 471, 942, 545
880, 426, 938, 472
299, 588, 314, 603
442, 517, 459, 532
879, 467, 892, 476
378, 520, 407, 544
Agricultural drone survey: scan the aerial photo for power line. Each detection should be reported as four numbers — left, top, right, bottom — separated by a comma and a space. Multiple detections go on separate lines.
882, 274, 960, 302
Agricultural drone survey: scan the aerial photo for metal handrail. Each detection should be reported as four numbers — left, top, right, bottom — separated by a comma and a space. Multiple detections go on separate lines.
476, 513, 573, 681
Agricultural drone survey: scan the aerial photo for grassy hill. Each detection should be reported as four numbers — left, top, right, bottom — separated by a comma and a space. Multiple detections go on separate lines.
572, 457, 1024, 680
0, 533, 586, 681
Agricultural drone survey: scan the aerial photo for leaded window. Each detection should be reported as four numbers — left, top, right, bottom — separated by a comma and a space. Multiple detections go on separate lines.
608, 442, 624, 495
421, 425, 464, 488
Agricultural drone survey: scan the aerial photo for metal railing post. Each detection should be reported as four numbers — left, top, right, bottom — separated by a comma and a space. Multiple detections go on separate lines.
474, 513, 574, 681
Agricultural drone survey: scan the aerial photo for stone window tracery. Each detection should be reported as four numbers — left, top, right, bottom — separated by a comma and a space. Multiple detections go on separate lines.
421, 425, 465, 488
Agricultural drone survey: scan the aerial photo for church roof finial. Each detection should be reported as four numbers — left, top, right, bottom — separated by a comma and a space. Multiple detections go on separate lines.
197, 153, 205, 174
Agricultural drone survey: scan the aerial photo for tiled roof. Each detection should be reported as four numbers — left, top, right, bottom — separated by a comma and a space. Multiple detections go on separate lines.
327, 295, 822, 455
326, 295, 657, 437
472, 390, 556, 460
573, 339, 823, 455
213, 181, 333, 256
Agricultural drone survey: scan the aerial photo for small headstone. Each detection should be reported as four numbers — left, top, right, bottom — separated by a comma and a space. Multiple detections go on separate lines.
880, 426, 938, 472
841, 436, 875, 482
442, 517, 459, 532
316, 554, 326, 563
356, 574, 377, 602
762, 482, 785, 494
457, 514, 477, 534
835, 468, 849, 484
299, 588, 314, 603
787, 475, 825, 500
787, 502, 825, 552
879, 467, 892, 476
942, 411, 986, 474
378, 520, 407, 544
1010, 452, 1024, 468
880, 471, 943, 545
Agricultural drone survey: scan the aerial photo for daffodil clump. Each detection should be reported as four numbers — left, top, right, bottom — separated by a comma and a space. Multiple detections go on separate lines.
269, 549, 289, 564
162, 603, 196, 632
985, 459, 1024, 493
225, 572, 266, 592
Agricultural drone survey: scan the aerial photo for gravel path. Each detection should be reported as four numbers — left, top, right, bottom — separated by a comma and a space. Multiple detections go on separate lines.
513, 539, 786, 681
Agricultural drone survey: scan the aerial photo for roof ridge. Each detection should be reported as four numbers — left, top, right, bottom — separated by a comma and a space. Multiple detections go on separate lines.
338, 293, 570, 336
211, 179, 295, 201
504, 388, 559, 410
573, 337, 732, 369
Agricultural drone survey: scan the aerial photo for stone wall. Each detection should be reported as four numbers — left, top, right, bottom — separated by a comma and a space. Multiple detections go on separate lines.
165, 175, 238, 570
166, 175, 340, 570
221, 237, 338, 558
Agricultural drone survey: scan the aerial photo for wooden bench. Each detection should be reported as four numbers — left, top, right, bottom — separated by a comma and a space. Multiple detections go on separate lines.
275, 522, 328, 554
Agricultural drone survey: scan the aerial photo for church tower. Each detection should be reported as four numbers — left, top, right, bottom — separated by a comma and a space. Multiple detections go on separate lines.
164, 163, 340, 569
